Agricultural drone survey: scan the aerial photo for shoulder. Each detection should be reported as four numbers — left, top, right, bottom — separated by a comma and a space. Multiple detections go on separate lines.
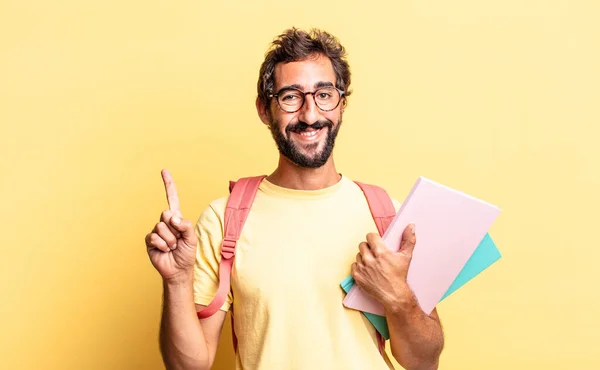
345, 176, 402, 212
195, 195, 229, 231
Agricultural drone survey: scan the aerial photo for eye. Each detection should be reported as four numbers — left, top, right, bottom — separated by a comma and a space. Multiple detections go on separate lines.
280, 90, 302, 102
316, 87, 336, 101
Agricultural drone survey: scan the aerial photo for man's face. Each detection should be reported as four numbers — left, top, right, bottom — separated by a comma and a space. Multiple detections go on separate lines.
262, 54, 343, 168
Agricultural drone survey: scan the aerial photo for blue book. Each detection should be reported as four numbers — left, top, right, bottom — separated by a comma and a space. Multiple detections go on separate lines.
340, 233, 501, 340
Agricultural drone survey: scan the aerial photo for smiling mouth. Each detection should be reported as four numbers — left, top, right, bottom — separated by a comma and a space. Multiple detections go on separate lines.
291, 127, 324, 142
298, 129, 320, 137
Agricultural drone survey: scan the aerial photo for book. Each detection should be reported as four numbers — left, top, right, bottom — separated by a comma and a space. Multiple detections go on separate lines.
342, 176, 501, 316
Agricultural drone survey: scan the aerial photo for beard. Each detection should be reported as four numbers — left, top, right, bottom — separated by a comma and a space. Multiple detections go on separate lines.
268, 117, 341, 168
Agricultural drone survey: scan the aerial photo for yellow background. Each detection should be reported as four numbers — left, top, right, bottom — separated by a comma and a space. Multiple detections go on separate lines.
1, 0, 599, 369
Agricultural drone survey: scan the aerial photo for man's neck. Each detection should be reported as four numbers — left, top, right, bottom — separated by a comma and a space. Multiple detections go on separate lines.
266, 156, 341, 191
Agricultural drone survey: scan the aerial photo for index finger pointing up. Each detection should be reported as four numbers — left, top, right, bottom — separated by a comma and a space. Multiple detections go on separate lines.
161, 169, 181, 213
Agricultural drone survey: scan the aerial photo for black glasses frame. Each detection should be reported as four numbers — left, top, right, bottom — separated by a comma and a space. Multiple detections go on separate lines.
268, 86, 345, 113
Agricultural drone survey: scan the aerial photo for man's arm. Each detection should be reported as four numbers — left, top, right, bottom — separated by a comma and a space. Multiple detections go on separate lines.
385, 293, 444, 370
352, 225, 444, 370
147, 170, 228, 370
159, 275, 227, 370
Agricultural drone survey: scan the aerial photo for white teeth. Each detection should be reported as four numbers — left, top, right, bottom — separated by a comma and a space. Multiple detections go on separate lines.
300, 130, 319, 137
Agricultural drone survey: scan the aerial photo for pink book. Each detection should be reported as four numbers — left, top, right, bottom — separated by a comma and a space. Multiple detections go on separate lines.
343, 177, 501, 316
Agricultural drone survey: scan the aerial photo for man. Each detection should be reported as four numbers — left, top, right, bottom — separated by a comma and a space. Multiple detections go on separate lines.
145, 28, 444, 370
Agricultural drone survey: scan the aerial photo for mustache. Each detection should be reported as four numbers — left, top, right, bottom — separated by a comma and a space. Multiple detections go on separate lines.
286, 120, 333, 134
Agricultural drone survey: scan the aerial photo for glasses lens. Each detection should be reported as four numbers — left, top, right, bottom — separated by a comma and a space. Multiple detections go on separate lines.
314, 87, 340, 111
278, 89, 304, 112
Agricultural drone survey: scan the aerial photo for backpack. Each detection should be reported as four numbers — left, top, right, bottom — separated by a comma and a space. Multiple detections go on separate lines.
196, 176, 396, 358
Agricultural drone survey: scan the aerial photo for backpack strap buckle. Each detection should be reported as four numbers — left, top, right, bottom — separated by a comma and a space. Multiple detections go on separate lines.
221, 238, 237, 259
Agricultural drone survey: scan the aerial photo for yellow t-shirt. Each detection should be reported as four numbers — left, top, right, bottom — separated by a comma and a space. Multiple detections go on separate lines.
193, 175, 400, 370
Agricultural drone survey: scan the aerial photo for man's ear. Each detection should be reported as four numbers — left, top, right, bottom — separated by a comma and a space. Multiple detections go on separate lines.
256, 97, 271, 126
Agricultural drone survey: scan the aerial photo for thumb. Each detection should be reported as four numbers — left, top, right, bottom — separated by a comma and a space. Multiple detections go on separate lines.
399, 223, 417, 257
170, 215, 197, 246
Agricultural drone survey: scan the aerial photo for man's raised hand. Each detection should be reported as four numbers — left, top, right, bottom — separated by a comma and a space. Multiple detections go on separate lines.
145, 169, 198, 282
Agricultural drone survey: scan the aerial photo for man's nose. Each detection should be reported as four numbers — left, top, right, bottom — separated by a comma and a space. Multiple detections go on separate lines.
297, 93, 319, 125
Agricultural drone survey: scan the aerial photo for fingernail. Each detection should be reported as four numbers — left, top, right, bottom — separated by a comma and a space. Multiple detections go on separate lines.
166, 247, 171, 252
172, 244, 177, 250
410, 223, 416, 234
172, 216, 181, 225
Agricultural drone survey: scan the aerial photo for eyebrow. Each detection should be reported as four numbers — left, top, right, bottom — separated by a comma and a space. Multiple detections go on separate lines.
277, 81, 335, 92
314, 81, 335, 89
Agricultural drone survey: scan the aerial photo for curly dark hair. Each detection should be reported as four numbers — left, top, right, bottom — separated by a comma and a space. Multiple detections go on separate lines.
257, 27, 352, 108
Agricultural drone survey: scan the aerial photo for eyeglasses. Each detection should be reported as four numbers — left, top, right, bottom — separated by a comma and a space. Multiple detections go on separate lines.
268, 86, 345, 113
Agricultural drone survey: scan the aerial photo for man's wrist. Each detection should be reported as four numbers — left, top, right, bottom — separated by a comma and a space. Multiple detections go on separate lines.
382, 282, 420, 316
163, 271, 194, 289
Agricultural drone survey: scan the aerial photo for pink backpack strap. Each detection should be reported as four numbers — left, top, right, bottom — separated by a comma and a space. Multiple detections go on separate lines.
354, 181, 396, 357
354, 182, 396, 235
197, 176, 266, 319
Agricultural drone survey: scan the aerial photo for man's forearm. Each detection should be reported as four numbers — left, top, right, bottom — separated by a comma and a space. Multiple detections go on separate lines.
160, 277, 209, 370
384, 294, 444, 370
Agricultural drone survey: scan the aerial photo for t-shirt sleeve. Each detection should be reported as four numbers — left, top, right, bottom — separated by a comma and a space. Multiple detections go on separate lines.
193, 202, 233, 312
